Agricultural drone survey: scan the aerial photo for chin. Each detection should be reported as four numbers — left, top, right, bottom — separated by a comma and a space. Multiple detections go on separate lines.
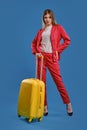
46, 23, 51, 26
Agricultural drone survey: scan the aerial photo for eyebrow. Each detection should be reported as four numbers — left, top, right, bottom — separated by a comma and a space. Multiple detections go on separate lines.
44, 16, 52, 18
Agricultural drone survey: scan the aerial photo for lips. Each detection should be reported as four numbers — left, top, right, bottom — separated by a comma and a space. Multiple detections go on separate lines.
46, 21, 50, 24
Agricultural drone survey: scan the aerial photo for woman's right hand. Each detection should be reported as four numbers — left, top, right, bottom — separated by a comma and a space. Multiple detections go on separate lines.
36, 53, 42, 57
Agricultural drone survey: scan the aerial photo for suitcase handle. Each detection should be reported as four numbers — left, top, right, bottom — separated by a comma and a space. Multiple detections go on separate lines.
35, 54, 44, 80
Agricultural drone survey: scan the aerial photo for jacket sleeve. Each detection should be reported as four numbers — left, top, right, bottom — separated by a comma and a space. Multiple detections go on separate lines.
58, 25, 71, 53
31, 31, 39, 54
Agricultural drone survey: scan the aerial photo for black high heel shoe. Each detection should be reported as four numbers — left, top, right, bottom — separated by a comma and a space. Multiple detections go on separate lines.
67, 112, 73, 116
66, 103, 73, 116
44, 112, 48, 116
44, 105, 48, 116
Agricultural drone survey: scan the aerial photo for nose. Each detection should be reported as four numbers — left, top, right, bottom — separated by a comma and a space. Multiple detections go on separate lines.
46, 18, 50, 22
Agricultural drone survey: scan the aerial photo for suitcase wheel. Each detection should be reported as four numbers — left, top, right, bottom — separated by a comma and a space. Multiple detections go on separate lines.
38, 117, 42, 122
28, 118, 32, 122
18, 114, 21, 117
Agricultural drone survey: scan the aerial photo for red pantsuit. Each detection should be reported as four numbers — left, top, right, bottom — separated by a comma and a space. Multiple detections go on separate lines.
31, 24, 71, 106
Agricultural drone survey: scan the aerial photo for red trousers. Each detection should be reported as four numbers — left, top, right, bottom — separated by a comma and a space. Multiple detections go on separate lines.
37, 52, 70, 106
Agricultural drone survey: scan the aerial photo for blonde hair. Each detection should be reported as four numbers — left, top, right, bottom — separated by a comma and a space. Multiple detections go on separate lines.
42, 9, 57, 28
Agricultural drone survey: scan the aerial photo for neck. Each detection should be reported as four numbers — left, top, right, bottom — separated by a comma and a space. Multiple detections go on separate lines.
45, 24, 52, 28
46, 24, 52, 27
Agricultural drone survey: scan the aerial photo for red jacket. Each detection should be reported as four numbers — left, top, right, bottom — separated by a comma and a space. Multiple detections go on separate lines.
31, 24, 70, 61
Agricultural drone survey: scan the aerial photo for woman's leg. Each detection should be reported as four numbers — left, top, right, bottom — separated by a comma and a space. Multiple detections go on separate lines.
46, 55, 73, 115
46, 56, 70, 104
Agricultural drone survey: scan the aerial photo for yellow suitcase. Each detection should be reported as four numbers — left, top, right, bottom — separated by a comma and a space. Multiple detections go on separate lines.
17, 78, 45, 122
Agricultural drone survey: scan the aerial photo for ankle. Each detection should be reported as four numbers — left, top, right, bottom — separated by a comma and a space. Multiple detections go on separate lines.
66, 103, 73, 116
44, 105, 48, 112
44, 105, 48, 116
67, 103, 72, 109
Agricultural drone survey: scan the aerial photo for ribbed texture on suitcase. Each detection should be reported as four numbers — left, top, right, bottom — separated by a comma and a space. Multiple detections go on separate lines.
17, 78, 45, 122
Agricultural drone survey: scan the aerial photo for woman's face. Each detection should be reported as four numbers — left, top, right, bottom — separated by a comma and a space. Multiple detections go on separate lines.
43, 13, 52, 26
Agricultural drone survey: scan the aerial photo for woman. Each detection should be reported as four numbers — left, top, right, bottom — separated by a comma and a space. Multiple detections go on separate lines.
31, 9, 73, 116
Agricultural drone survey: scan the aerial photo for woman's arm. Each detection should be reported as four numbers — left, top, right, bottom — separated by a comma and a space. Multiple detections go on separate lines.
31, 34, 38, 54
58, 25, 71, 53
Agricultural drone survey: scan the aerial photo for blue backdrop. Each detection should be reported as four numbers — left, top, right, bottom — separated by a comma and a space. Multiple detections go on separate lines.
0, 0, 87, 130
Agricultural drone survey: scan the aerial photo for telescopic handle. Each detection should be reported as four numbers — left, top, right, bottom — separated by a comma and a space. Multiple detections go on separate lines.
35, 54, 44, 80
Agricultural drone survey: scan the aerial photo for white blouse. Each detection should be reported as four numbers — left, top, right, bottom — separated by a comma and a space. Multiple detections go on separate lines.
41, 25, 52, 53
